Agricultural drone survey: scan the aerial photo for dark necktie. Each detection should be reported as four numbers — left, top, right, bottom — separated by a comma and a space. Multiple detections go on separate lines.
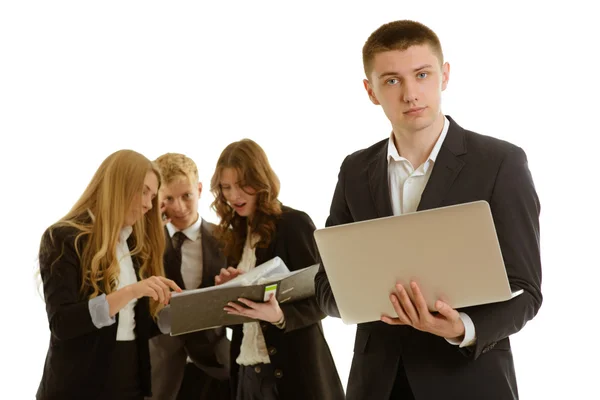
172, 231, 187, 267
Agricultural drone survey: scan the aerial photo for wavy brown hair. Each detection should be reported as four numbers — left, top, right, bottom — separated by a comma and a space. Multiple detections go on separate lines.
43, 149, 166, 316
210, 139, 282, 263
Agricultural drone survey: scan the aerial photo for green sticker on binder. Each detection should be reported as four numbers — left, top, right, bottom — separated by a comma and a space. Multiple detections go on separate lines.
264, 284, 278, 301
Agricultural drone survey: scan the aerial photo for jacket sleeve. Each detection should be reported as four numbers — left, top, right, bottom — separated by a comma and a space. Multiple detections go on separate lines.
315, 156, 354, 318
39, 227, 103, 341
459, 146, 543, 359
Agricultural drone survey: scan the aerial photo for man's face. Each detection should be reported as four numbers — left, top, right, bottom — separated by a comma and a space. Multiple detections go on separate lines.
160, 175, 201, 230
364, 44, 449, 134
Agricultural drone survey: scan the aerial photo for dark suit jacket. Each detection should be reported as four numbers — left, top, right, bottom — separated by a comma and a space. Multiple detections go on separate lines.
160, 219, 230, 379
229, 206, 345, 400
315, 116, 543, 400
36, 225, 154, 400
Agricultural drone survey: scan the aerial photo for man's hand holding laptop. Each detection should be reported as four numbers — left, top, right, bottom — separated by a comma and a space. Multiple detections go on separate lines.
381, 281, 466, 343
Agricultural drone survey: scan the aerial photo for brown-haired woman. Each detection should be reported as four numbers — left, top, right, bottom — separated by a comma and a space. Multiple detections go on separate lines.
210, 139, 345, 400
36, 149, 181, 400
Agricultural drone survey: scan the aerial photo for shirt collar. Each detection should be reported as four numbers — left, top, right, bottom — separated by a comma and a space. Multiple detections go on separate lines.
166, 214, 202, 242
120, 225, 133, 243
387, 116, 450, 165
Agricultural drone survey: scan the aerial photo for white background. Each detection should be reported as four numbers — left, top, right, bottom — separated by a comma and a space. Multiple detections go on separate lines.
1, 1, 598, 399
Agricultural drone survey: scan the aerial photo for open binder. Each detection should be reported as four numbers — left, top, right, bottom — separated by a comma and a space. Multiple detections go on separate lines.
169, 257, 319, 336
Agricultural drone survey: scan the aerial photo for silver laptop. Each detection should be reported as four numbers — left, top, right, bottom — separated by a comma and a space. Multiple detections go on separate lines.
313, 200, 522, 325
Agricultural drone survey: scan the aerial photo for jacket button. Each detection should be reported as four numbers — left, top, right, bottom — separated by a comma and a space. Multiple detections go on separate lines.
268, 347, 277, 356
261, 322, 268, 330
254, 366, 262, 373
274, 369, 283, 378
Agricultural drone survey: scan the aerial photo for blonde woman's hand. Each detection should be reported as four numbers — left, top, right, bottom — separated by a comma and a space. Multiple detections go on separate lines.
130, 276, 182, 305
215, 267, 243, 285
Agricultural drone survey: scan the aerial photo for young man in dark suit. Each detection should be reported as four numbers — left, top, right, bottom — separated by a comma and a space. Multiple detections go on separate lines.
315, 20, 542, 400
146, 153, 230, 400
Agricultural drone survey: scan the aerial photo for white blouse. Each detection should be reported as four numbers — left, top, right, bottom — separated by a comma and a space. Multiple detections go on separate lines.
235, 233, 271, 365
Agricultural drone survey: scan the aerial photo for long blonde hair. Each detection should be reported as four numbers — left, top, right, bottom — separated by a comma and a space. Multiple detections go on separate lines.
45, 149, 166, 316
210, 139, 282, 263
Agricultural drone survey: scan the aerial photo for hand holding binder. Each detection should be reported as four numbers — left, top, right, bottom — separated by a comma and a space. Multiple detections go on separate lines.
223, 292, 283, 324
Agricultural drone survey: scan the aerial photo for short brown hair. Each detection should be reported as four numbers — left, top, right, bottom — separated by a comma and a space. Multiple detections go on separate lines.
210, 139, 282, 263
362, 20, 444, 78
154, 153, 199, 185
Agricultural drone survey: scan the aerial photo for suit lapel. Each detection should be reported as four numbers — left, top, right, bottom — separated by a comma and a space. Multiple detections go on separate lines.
255, 245, 270, 267
368, 142, 394, 218
200, 219, 217, 289
417, 116, 467, 211
200, 218, 236, 289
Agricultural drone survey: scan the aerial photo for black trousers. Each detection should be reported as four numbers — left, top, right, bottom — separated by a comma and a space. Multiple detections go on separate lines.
177, 362, 231, 400
236, 363, 278, 400
389, 358, 415, 400
101, 340, 144, 400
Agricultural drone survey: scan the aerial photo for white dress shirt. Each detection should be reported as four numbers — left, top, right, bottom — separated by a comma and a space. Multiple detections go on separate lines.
115, 225, 138, 341
166, 216, 204, 290
387, 116, 476, 348
235, 233, 272, 366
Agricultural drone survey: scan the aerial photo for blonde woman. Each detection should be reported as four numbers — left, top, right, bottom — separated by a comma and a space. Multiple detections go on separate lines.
36, 150, 181, 400
211, 139, 344, 400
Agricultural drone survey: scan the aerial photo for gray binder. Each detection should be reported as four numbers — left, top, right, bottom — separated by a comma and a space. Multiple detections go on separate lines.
169, 261, 319, 335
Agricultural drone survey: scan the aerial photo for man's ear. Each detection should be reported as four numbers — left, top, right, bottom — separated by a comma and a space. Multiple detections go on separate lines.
364, 79, 380, 105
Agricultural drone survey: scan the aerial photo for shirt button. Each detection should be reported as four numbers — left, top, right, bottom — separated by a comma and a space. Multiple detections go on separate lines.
274, 369, 283, 378
254, 366, 262, 373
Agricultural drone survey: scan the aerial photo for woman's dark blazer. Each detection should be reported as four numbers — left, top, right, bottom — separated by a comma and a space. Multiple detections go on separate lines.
36, 225, 156, 400
229, 206, 345, 400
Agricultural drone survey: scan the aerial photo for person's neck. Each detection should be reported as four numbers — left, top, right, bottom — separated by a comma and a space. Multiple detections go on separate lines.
176, 212, 200, 231
392, 113, 445, 169
190, 212, 200, 228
